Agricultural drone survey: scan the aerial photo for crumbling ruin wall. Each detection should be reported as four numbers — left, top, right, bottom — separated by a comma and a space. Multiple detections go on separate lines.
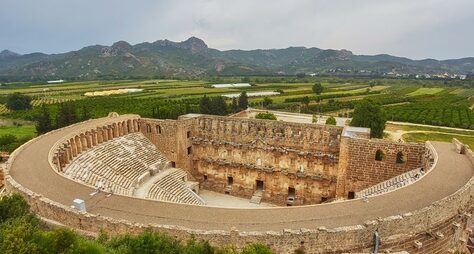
339, 138, 426, 197
189, 115, 343, 204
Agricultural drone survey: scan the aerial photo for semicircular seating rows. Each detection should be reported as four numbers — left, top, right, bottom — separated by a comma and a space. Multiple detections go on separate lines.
63, 132, 203, 205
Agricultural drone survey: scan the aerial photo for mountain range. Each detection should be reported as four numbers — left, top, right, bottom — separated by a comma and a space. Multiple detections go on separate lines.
0, 37, 473, 81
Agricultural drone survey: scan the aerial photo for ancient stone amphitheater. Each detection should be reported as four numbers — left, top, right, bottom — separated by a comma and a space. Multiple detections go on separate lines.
4, 112, 474, 253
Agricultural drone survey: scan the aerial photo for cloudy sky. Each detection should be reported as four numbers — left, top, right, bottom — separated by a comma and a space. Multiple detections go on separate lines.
1, 0, 473, 60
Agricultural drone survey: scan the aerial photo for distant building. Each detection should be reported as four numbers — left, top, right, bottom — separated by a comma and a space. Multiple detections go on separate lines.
211, 83, 251, 88
47, 79, 65, 84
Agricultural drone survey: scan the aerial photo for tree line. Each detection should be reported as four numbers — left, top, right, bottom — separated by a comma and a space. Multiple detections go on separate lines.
0, 194, 275, 254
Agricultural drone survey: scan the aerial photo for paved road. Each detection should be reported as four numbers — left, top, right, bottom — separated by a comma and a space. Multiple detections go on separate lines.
7, 117, 474, 231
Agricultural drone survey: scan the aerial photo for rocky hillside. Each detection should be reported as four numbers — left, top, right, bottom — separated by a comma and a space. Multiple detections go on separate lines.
0, 37, 472, 81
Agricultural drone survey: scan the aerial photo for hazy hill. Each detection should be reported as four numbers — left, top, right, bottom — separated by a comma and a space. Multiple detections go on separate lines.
0, 37, 472, 80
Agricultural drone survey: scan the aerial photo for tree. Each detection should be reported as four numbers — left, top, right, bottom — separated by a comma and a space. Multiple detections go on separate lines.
238, 91, 248, 110
35, 104, 53, 134
80, 105, 93, 121
262, 97, 273, 108
350, 98, 386, 138
325, 116, 337, 125
302, 96, 310, 108
210, 96, 228, 115
5, 93, 32, 111
199, 95, 211, 114
0, 193, 31, 221
312, 83, 324, 95
57, 102, 78, 128
231, 97, 239, 113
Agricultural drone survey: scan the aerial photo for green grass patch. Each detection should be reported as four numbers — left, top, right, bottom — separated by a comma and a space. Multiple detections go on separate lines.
402, 132, 474, 148
0, 124, 37, 140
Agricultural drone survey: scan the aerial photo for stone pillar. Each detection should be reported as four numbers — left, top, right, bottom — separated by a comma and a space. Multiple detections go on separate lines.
63, 145, 71, 164
66, 144, 73, 161
133, 120, 139, 132
80, 134, 87, 151
85, 132, 92, 149
75, 136, 82, 154
335, 136, 350, 198
123, 121, 128, 135
107, 126, 113, 140
55, 153, 63, 172
91, 130, 97, 146
113, 123, 118, 138
96, 128, 103, 144
70, 138, 77, 157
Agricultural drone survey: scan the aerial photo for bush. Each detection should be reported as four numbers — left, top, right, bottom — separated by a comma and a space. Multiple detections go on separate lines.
325, 116, 337, 125
255, 112, 277, 120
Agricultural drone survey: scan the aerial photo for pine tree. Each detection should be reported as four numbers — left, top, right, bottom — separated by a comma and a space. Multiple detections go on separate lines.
199, 95, 211, 114
211, 96, 228, 115
238, 91, 248, 110
57, 102, 78, 128
35, 104, 52, 134
232, 97, 238, 113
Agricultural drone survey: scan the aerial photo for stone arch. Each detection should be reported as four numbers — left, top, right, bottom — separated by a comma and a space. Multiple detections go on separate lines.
156, 125, 162, 134
375, 150, 385, 161
146, 124, 152, 133
396, 151, 406, 164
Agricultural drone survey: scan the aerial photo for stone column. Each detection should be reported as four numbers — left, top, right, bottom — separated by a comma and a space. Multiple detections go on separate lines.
70, 138, 77, 157
64, 145, 71, 164
113, 123, 118, 138
55, 153, 63, 172
91, 130, 98, 146
107, 126, 113, 140
80, 134, 87, 151
66, 144, 73, 161
96, 128, 103, 144
123, 121, 129, 135
75, 136, 82, 154
85, 132, 92, 149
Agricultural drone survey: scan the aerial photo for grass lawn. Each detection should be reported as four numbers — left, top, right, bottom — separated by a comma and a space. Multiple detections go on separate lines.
386, 123, 474, 136
407, 87, 444, 96
0, 124, 37, 140
402, 132, 474, 148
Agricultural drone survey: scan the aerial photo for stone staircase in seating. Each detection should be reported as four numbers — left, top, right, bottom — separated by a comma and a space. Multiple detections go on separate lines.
355, 168, 425, 198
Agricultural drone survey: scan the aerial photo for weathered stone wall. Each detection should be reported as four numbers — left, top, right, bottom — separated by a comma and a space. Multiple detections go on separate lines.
139, 117, 195, 176
4, 114, 474, 253
4, 139, 473, 253
191, 115, 343, 153
339, 138, 426, 197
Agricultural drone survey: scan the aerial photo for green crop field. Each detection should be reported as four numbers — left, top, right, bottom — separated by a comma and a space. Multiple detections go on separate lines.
0, 76, 473, 131
407, 87, 444, 96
